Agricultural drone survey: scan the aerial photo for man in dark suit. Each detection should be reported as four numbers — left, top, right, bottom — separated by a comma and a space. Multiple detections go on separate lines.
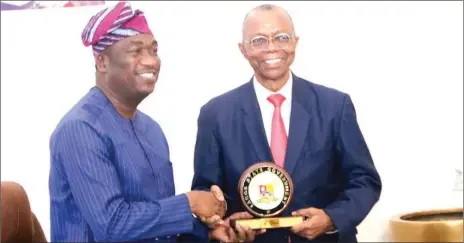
192, 4, 381, 243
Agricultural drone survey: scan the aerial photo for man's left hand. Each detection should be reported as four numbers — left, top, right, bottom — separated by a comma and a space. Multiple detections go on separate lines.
290, 207, 335, 240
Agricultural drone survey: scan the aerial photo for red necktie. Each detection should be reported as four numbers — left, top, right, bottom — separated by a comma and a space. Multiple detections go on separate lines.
267, 94, 287, 168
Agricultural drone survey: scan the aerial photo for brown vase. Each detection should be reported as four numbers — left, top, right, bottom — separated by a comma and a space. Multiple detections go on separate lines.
389, 208, 463, 242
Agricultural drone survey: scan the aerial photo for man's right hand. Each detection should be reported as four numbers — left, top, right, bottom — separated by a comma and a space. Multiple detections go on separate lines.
186, 185, 227, 221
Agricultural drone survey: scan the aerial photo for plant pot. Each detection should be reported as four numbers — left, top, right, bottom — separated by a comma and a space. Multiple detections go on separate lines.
389, 208, 463, 242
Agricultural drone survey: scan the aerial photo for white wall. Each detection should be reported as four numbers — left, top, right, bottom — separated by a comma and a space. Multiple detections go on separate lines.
1, 1, 463, 241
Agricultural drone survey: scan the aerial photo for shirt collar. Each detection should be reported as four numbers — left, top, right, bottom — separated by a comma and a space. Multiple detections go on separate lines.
253, 72, 293, 104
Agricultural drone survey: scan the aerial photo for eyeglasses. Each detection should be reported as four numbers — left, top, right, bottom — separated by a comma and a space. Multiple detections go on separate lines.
244, 33, 294, 51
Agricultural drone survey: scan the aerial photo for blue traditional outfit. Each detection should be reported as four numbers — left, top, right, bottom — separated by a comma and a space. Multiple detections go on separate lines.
49, 2, 208, 242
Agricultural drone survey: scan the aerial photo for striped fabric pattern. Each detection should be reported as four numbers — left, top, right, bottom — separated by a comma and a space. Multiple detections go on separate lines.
80, 1, 153, 54
49, 87, 208, 242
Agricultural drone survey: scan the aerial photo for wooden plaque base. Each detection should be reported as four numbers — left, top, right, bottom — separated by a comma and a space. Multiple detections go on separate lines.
230, 216, 304, 229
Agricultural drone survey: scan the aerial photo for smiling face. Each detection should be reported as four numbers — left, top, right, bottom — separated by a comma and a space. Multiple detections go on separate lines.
95, 33, 160, 101
239, 7, 299, 81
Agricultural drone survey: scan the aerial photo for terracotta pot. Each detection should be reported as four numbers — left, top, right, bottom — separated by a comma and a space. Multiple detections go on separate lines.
390, 208, 463, 242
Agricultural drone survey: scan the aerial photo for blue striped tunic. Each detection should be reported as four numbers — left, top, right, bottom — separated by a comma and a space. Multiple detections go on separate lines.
49, 87, 207, 242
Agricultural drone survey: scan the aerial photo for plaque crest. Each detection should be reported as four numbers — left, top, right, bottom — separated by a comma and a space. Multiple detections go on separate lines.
239, 162, 294, 217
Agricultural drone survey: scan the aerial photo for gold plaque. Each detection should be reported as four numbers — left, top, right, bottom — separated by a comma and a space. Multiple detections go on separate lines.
230, 162, 304, 229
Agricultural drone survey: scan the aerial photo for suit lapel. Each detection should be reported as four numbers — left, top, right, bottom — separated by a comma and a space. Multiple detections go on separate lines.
241, 80, 273, 164
285, 75, 312, 175
240, 75, 312, 173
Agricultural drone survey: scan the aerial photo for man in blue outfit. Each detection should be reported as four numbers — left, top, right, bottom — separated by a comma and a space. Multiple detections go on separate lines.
49, 2, 226, 242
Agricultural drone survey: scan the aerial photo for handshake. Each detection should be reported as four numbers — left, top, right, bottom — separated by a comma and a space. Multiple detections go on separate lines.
185, 185, 265, 242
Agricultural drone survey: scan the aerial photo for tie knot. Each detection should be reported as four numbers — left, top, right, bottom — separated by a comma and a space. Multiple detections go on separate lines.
267, 94, 286, 107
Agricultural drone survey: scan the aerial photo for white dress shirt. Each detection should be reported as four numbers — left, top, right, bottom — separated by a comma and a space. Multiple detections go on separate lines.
253, 74, 293, 146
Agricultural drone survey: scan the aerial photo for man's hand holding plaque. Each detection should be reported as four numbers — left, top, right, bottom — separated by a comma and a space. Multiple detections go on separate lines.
209, 212, 266, 242
230, 162, 304, 230
290, 207, 336, 240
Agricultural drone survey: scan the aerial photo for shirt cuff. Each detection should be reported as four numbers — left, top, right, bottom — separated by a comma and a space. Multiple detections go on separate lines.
326, 229, 338, 234
157, 194, 195, 233
323, 209, 339, 235
158, 194, 209, 241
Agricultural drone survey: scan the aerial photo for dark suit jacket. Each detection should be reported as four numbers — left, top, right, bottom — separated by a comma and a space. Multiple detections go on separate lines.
191, 74, 381, 243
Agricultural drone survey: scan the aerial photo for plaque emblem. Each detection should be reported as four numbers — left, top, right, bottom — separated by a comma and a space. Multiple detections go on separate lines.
239, 162, 294, 218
